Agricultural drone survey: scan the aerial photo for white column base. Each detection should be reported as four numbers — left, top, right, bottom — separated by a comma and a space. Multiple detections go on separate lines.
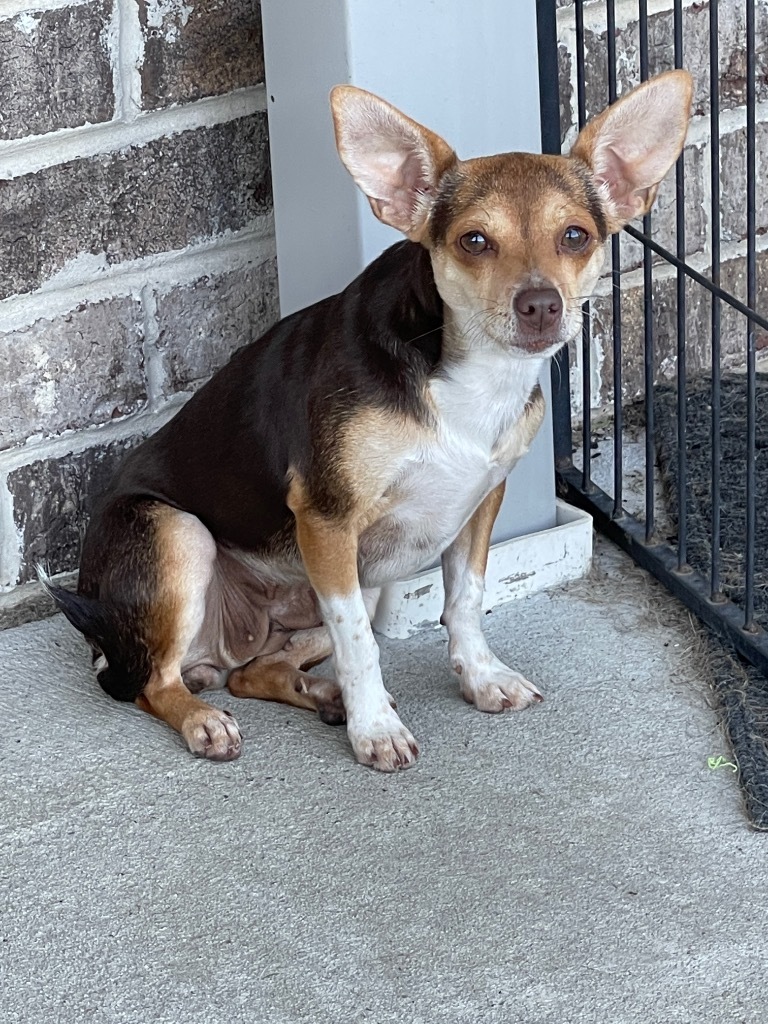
372, 501, 593, 639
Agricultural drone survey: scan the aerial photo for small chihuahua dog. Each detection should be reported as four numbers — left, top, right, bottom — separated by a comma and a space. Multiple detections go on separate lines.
45, 71, 692, 771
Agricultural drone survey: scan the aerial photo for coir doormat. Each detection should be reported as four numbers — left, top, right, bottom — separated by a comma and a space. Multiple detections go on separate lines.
655, 374, 768, 830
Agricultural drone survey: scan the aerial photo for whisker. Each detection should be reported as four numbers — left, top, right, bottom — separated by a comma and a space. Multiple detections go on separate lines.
405, 323, 445, 345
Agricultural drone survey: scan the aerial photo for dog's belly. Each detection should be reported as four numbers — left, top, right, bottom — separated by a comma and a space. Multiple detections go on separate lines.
357, 456, 507, 588
184, 543, 321, 675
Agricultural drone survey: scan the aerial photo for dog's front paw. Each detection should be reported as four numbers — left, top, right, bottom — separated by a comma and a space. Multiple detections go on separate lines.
349, 707, 419, 772
182, 707, 243, 761
458, 659, 543, 713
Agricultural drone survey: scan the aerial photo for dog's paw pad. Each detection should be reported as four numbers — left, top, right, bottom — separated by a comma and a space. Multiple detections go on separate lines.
182, 707, 243, 761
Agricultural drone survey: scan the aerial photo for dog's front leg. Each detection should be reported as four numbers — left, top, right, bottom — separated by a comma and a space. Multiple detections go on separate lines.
290, 491, 419, 771
442, 482, 543, 712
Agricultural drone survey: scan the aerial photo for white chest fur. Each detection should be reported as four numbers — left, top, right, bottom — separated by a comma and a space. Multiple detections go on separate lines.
357, 348, 545, 587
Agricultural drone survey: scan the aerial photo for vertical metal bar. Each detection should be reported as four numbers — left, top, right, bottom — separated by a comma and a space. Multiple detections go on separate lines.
710, 0, 723, 599
606, 0, 623, 516
611, 242, 623, 517
575, 0, 586, 124
745, 0, 757, 629
536, 0, 573, 468
639, 0, 656, 541
674, 0, 688, 569
551, 345, 573, 470
536, 0, 561, 154
575, 0, 593, 491
606, 0, 617, 104
581, 315, 592, 489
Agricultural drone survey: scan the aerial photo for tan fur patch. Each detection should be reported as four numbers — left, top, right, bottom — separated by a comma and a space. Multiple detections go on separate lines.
490, 384, 546, 469
465, 482, 507, 578
139, 505, 216, 670
336, 406, 425, 523
287, 474, 361, 597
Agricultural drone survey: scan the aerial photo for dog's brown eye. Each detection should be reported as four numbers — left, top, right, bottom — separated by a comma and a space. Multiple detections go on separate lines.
459, 231, 491, 254
561, 226, 590, 252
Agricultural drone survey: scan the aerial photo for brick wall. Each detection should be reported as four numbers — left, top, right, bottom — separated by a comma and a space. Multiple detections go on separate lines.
0, 0, 278, 626
556, 0, 767, 413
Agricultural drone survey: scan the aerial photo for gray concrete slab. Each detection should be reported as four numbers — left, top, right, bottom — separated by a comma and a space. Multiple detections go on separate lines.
1, 539, 765, 1024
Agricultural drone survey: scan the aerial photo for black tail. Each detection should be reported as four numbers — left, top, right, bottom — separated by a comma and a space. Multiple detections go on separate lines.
38, 570, 150, 703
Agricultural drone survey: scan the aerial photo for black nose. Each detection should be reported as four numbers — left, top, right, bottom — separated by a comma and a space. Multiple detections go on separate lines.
513, 288, 563, 334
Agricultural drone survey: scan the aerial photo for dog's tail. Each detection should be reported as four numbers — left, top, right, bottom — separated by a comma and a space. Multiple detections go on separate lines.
37, 567, 150, 702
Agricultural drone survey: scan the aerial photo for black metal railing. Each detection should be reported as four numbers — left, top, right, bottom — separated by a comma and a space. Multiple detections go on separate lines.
537, 0, 768, 674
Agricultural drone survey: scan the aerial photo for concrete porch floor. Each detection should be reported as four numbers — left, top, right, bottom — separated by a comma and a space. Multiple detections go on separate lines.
1, 537, 764, 1024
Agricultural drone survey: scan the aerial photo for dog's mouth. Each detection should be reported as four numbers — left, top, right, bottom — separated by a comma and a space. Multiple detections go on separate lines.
514, 335, 565, 355
505, 333, 568, 359
506, 306, 583, 357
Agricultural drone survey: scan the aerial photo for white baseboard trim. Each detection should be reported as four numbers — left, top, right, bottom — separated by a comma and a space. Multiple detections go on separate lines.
372, 499, 593, 639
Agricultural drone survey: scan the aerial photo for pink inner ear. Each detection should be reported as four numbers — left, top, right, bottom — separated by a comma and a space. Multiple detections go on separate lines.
596, 146, 638, 218
595, 144, 657, 221
363, 145, 433, 231
369, 146, 428, 197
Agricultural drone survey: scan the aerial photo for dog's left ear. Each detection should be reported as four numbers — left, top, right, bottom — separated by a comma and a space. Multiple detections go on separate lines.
571, 69, 693, 232
330, 86, 456, 241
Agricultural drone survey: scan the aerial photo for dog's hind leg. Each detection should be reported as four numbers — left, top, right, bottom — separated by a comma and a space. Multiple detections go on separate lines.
228, 662, 345, 725
227, 628, 345, 724
128, 505, 243, 760
70, 500, 243, 760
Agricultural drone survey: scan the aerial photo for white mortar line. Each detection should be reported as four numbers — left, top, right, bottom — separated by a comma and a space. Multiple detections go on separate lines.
0, 395, 189, 475
558, 21, 579, 148
0, 84, 267, 178
0, 218, 276, 332
0, 474, 22, 591
557, 0, 696, 33
701, 136, 714, 273
687, 99, 768, 146
0, 0, 89, 17
589, 230, 768, 297
140, 285, 164, 412
112, 0, 144, 122
557, 96, 768, 166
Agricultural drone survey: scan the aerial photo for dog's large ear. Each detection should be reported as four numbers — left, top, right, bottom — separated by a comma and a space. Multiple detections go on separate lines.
570, 69, 693, 232
330, 85, 456, 241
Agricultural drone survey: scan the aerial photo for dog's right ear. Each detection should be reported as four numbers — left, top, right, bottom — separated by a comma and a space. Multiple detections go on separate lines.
330, 86, 456, 242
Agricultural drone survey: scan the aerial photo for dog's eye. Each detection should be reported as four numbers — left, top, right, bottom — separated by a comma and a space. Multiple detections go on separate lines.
459, 231, 491, 255
561, 226, 590, 252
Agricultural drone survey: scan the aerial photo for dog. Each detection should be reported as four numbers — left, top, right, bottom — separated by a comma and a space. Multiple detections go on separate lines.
44, 70, 692, 771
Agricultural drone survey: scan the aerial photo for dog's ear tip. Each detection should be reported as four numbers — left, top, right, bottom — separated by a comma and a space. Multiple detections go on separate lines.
663, 67, 694, 94
329, 84, 352, 112
670, 67, 693, 86
330, 84, 379, 109
655, 67, 693, 84
643, 67, 694, 107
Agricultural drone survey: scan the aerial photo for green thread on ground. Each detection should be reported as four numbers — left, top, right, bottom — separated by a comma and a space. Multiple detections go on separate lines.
707, 755, 738, 773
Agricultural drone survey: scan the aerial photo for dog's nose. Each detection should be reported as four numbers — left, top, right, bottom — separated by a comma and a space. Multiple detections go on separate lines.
513, 288, 563, 334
